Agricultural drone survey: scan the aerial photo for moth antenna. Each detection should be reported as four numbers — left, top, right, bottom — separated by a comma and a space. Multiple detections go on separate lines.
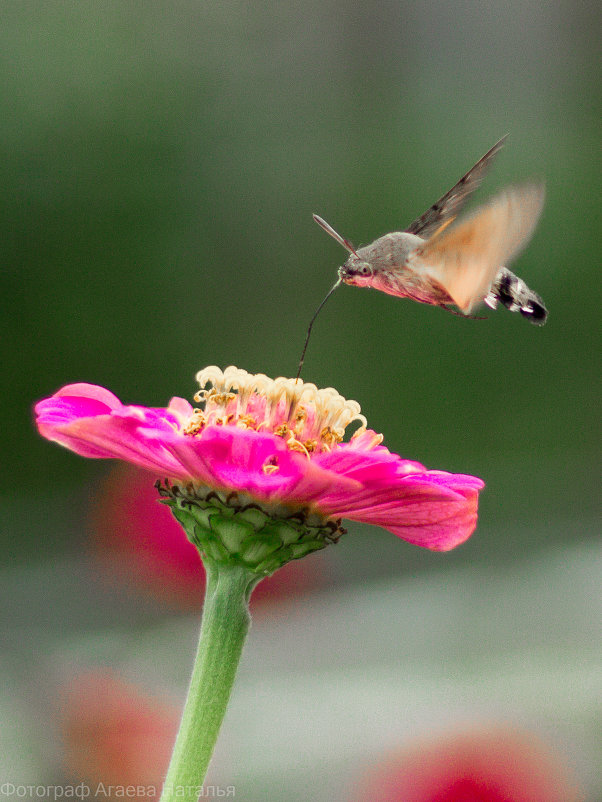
295, 278, 342, 382
313, 214, 359, 257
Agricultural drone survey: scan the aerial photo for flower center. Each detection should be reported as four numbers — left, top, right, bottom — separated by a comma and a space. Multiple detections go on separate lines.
183, 366, 368, 456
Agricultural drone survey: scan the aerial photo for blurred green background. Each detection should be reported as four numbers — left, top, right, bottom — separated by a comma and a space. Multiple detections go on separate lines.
2, 0, 600, 797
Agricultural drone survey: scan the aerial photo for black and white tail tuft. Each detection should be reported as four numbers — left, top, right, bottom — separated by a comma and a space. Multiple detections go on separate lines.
484, 267, 547, 325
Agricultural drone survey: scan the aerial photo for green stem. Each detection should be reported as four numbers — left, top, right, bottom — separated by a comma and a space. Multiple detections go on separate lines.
160, 561, 259, 802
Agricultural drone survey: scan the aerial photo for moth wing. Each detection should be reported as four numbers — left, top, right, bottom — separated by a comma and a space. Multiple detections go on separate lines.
405, 135, 507, 238
411, 184, 545, 314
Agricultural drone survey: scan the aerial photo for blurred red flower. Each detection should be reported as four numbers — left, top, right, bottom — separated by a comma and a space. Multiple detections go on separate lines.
60, 670, 179, 789
352, 727, 582, 802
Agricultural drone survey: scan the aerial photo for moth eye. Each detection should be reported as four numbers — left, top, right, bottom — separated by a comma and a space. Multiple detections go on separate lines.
359, 264, 372, 276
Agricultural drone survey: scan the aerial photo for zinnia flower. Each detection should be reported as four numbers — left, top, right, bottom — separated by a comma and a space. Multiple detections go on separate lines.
35, 366, 483, 571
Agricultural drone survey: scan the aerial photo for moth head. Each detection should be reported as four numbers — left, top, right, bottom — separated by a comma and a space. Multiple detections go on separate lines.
338, 258, 374, 286
312, 213, 374, 286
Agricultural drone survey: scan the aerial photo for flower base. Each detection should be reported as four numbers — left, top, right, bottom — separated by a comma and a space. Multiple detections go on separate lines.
156, 480, 345, 575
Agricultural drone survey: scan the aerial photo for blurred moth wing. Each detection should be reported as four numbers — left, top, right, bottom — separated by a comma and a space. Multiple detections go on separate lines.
410, 183, 545, 314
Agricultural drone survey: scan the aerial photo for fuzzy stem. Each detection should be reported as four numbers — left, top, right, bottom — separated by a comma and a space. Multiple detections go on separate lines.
160, 561, 258, 802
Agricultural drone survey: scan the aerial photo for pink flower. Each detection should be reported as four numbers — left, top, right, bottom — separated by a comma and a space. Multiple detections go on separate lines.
35, 367, 484, 551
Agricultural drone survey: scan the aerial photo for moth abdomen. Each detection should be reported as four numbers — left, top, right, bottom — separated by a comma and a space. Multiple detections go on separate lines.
486, 267, 548, 326
519, 296, 547, 325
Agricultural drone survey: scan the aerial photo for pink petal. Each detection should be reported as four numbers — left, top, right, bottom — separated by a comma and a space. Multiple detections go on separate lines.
158, 425, 361, 503
167, 396, 194, 420
351, 477, 482, 551
49, 382, 124, 409
35, 385, 187, 474
56, 416, 187, 475
315, 447, 484, 551
313, 448, 427, 511
35, 383, 124, 442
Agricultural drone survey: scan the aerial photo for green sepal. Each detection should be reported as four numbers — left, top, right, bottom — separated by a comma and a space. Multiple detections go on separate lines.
239, 532, 283, 564
235, 507, 270, 529
157, 483, 342, 575
210, 514, 256, 553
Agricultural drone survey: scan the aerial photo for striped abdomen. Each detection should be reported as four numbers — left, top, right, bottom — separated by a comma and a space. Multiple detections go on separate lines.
484, 267, 547, 325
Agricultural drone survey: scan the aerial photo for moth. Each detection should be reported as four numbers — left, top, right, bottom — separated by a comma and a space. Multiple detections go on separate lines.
296, 137, 547, 377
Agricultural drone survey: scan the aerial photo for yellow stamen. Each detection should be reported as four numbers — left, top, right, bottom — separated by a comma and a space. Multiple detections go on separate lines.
236, 414, 257, 430
286, 434, 311, 458
321, 426, 344, 446
183, 410, 207, 436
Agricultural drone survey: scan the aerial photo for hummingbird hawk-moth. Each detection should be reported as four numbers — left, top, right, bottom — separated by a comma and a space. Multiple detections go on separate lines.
296, 137, 547, 378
